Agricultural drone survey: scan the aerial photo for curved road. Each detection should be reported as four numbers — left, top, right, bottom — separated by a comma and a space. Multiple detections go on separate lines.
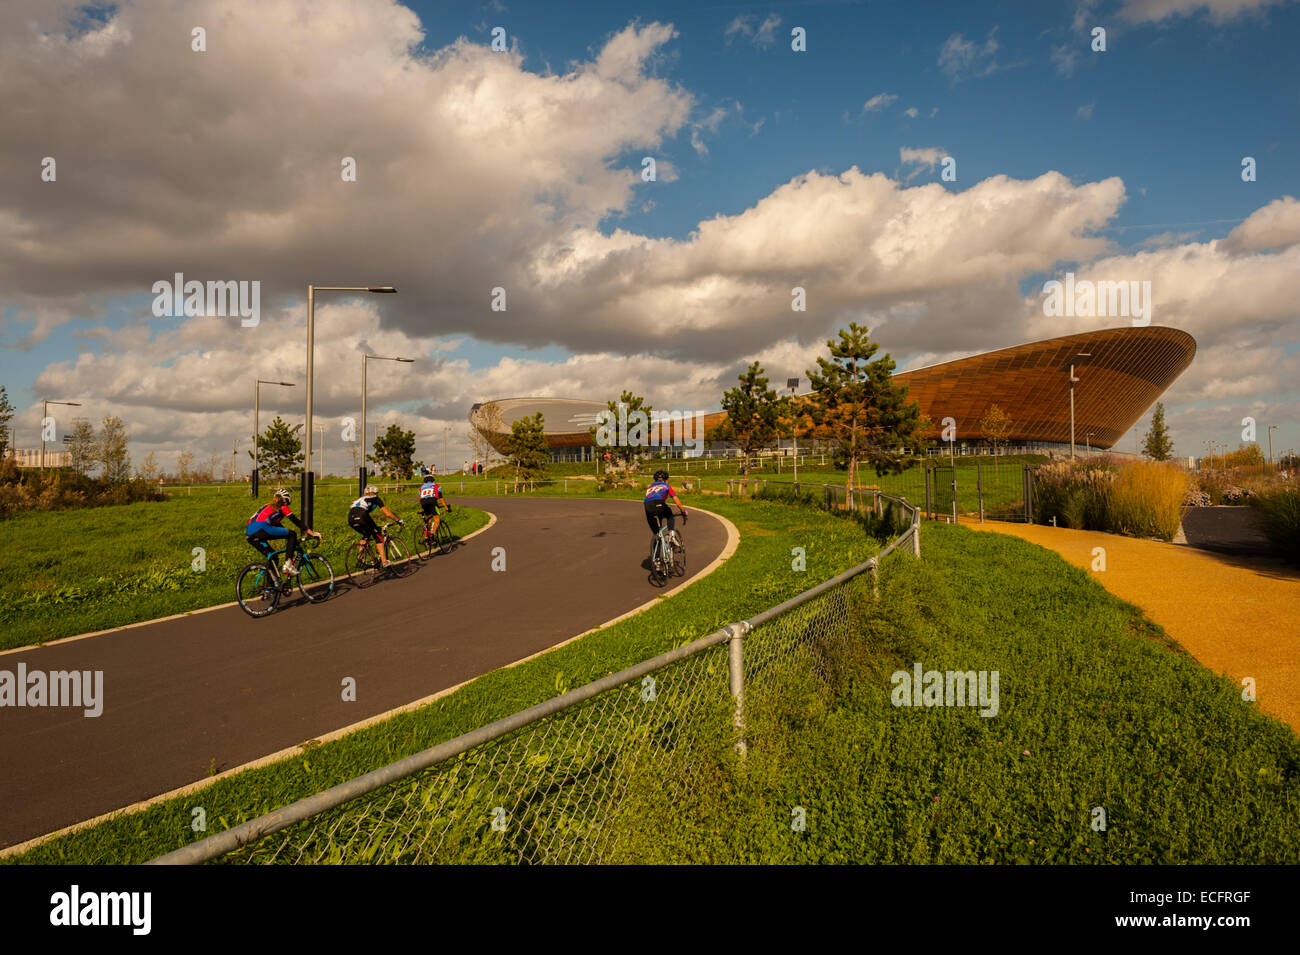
0, 498, 728, 850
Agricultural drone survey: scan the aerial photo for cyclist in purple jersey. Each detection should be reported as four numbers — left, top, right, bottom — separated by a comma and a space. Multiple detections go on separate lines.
643, 469, 687, 540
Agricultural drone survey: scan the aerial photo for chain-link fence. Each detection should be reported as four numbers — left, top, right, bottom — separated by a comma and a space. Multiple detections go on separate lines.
148, 486, 919, 865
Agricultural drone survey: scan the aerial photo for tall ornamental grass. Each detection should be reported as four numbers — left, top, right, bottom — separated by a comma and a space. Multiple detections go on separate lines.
1109, 460, 1189, 541
1034, 458, 1188, 541
1250, 483, 1300, 563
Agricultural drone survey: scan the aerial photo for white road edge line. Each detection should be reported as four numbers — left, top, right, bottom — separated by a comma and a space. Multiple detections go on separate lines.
0, 511, 500, 657
1, 502, 738, 859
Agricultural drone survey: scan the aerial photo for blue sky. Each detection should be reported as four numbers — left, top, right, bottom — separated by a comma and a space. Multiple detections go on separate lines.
2, 0, 1298, 463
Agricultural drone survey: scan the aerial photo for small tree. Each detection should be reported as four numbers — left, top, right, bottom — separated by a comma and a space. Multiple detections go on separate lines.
97, 415, 132, 482
709, 362, 782, 470
979, 404, 1013, 456
0, 386, 14, 459
67, 418, 97, 476
468, 401, 503, 470
1141, 402, 1174, 461
258, 416, 304, 479
805, 322, 923, 504
138, 451, 160, 482
372, 423, 416, 478
505, 412, 550, 491
592, 390, 654, 469
176, 450, 196, 483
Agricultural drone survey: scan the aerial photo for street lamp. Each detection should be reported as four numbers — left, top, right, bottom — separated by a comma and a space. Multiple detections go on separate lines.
360, 352, 414, 494
305, 286, 396, 523
1085, 432, 1094, 454
1267, 424, 1278, 466
1068, 353, 1092, 460
443, 425, 450, 475
253, 379, 295, 495
41, 399, 81, 472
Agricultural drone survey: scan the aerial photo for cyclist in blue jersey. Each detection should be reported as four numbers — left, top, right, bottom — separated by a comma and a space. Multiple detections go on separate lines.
644, 469, 687, 542
419, 474, 452, 536
348, 484, 403, 567
245, 488, 320, 576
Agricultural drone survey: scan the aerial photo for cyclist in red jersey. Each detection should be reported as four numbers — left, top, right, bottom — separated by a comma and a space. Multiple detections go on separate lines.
245, 488, 320, 576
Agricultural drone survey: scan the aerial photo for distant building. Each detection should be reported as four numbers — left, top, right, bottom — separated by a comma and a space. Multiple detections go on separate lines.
6, 448, 72, 468
470, 327, 1196, 458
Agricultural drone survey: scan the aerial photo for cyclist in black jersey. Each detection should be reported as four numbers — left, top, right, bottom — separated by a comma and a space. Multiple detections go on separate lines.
348, 484, 403, 567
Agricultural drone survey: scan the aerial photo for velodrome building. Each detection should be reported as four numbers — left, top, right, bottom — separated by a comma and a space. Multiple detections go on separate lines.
469, 326, 1196, 457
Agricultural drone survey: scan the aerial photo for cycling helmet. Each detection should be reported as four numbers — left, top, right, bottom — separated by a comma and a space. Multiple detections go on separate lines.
273, 487, 291, 504
364, 484, 378, 496
653, 469, 669, 482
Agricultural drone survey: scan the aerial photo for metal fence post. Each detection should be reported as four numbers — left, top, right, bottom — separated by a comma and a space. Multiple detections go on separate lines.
924, 466, 932, 519
977, 461, 984, 523
726, 622, 749, 755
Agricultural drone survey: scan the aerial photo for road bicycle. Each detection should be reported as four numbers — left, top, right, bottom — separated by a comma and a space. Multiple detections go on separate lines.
415, 507, 455, 559
344, 521, 414, 588
236, 536, 335, 618
648, 514, 686, 587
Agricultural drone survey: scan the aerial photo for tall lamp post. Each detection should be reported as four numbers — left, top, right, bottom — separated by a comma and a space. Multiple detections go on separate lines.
1068, 353, 1092, 460
443, 425, 449, 475
1085, 432, 1094, 454
360, 352, 414, 494
1267, 424, 1278, 466
41, 399, 82, 472
253, 379, 295, 496
305, 286, 396, 526
316, 425, 326, 478
787, 378, 800, 489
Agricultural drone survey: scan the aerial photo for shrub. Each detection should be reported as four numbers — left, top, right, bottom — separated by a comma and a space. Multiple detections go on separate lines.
1110, 460, 1189, 541
0, 461, 167, 518
1033, 458, 1186, 540
1250, 483, 1300, 563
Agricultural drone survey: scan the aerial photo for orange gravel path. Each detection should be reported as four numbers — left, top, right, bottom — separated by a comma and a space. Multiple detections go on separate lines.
964, 520, 1300, 734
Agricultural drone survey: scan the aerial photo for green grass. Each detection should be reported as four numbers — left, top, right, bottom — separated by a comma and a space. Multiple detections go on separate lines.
5, 496, 875, 863
607, 523, 1300, 863
0, 484, 489, 649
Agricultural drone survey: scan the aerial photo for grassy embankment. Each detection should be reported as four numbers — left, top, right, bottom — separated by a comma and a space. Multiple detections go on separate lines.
0, 484, 489, 649
6, 496, 876, 863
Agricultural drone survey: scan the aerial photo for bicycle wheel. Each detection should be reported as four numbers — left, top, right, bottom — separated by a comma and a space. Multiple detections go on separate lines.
414, 522, 433, 561
647, 542, 668, 588
236, 563, 281, 617
671, 535, 686, 577
385, 535, 415, 577
297, 552, 335, 603
435, 521, 454, 555
345, 540, 380, 589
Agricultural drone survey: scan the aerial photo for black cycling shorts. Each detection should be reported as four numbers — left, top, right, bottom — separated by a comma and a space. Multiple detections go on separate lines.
348, 509, 381, 540
645, 500, 675, 535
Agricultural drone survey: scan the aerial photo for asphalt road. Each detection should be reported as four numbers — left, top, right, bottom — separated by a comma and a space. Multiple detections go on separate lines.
0, 497, 728, 850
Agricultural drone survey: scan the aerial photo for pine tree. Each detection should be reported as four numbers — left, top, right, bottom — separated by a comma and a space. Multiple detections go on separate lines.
258, 416, 304, 479
1141, 402, 1174, 461
506, 412, 550, 490
805, 322, 923, 504
709, 362, 782, 470
591, 390, 654, 469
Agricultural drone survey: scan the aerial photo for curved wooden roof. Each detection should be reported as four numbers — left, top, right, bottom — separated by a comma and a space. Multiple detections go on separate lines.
470, 327, 1196, 452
